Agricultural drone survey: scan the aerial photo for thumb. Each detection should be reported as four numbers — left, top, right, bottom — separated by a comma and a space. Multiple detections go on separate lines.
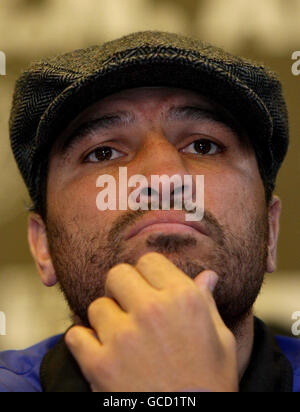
194, 270, 219, 293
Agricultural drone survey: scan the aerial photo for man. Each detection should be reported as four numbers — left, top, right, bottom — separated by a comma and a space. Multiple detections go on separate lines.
1, 31, 299, 392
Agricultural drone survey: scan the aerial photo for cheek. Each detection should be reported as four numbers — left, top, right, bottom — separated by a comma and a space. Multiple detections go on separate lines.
200, 160, 266, 229
47, 169, 122, 231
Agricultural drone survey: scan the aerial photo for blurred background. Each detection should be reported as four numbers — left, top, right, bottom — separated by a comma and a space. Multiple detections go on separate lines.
0, 0, 299, 350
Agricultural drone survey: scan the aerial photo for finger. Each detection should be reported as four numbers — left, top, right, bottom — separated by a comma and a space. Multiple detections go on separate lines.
193, 270, 224, 326
105, 263, 156, 312
194, 270, 219, 293
135, 252, 193, 289
65, 325, 103, 383
88, 297, 128, 343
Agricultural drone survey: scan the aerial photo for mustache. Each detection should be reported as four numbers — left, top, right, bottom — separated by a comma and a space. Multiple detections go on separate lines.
107, 205, 225, 247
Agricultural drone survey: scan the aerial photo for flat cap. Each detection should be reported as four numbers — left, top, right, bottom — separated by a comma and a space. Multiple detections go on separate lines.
9, 31, 289, 212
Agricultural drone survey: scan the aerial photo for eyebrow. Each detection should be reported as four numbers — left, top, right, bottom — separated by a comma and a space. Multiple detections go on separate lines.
59, 105, 242, 155
60, 111, 135, 154
166, 105, 242, 137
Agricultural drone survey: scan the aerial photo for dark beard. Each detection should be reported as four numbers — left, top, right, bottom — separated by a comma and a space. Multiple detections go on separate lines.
46, 208, 268, 333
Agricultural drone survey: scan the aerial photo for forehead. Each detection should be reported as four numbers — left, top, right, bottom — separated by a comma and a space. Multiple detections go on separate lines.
73, 87, 215, 122
54, 86, 244, 149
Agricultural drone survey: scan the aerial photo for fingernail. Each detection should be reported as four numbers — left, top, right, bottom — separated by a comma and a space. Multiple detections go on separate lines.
207, 271, 218, 292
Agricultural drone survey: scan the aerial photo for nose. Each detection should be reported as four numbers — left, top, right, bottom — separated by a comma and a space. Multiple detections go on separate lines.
129, 134, 201, 213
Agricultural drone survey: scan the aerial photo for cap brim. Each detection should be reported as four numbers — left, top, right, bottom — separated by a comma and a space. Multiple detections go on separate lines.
34, 56, 274, 176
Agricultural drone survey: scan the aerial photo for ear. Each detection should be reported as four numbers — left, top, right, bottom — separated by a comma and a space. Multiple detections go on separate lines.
28, 213, 57, 287
266, 195, 282, 273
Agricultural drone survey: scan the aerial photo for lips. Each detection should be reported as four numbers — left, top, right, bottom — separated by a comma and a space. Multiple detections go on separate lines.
124, 210, 208, 241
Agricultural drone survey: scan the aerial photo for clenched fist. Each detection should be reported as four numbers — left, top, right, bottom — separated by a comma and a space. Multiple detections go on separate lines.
65, 252, 238, 392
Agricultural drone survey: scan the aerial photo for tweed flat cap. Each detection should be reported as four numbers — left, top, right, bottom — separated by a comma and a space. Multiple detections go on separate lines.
9, 31, 289, 212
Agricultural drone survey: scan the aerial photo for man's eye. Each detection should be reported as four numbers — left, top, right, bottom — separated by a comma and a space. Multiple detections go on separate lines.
85, 146, 124, 162
181, 139, 222, 155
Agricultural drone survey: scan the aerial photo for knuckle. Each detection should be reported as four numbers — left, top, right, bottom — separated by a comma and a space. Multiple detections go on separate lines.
87, 297, 103, 320
110, 263, 132, 273
135, 298, 166, 324
64, 327, 80, 346
177, 286, 205, 312
137, 252, 161, 266
112, 327, 137, 347
106, 263, 131, 285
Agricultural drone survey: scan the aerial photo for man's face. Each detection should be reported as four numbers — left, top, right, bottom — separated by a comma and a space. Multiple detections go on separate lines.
45, 87, 268, 329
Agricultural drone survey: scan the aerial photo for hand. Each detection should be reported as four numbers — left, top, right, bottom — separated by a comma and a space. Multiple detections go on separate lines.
65, 252, 238, 392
